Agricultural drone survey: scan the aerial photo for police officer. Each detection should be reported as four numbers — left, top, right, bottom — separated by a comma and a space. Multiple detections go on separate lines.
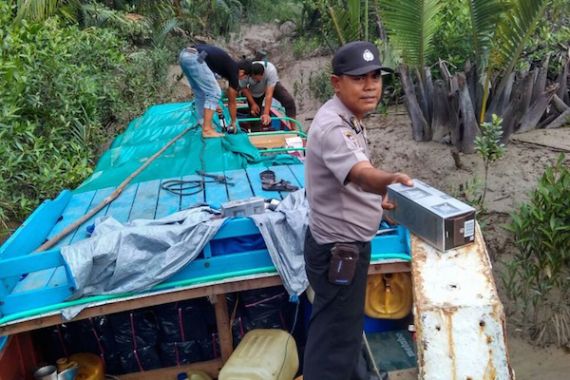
303, 41, 413, 379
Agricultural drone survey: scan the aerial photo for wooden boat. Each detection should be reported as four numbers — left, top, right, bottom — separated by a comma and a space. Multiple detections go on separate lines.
0, 99, 512, 379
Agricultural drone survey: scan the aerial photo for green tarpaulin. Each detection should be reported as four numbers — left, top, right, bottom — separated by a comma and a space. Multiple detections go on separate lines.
77, 102, 299, 193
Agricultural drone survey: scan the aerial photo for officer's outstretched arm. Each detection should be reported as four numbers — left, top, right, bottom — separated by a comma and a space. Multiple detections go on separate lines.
347, 161, 412, 196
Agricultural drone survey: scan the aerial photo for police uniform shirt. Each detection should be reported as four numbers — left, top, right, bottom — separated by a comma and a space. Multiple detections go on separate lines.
305, 95, 383, 244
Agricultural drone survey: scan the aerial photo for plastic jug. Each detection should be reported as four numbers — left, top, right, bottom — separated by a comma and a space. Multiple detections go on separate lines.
68, 353, 104, 380
219, 329, 298, 380
364, 273, 413, 319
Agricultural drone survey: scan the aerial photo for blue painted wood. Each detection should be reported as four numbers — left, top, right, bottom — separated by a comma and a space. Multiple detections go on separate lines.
203, 171, 229, 209
106, 183, 139, 223
215, 218, 260, 240
50, 190, 97, 249
371, 225, 411, 259
225, 169, 253, 201
0, 191, 72, 261
69, 187, 115, 243
287, 164, 305, 188
179, 174, 205, 210
271, 165, 300, 197
0, 250, 66, 278
245, 166, 282, 200
155, 178, 182, 218
3, 283, 73, 316
167, 250, 274, 283
128, 179, 161, 221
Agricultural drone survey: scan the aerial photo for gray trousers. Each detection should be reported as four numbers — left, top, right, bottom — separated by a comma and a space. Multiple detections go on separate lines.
303, 228, 372, 380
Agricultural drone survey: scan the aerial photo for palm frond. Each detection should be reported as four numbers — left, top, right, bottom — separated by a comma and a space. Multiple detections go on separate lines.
326, 0, 363, 44
380, 0, 443, 75
16, 0, 60, 21
468, 0, 511, 71
152, 18, 179, 47
490, 0, 550, 74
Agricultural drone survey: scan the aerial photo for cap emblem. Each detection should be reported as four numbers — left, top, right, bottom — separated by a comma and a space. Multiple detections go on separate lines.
363, 49, 374, 62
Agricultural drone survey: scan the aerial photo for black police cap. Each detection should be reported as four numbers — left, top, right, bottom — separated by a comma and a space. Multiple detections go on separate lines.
332, 41, 393, 76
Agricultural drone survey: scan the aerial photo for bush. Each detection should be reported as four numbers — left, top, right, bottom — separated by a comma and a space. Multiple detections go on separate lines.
502, 154, 570, 345
0, 4, 172, 230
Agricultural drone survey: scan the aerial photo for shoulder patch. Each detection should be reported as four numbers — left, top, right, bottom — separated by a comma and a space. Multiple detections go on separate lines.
341, 129, 359, 150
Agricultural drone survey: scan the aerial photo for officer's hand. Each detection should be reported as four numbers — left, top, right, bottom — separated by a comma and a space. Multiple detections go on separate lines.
261, 114, 271, 126
250, 103, 261, 116
392, 173, 413, 187
382, 194, 396, 210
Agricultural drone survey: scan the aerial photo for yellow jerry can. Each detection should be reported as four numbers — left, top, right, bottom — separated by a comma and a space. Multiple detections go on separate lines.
364, 273, 413, 319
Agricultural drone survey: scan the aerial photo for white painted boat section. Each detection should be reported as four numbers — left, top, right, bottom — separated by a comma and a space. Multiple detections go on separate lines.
411, 223, 514, 380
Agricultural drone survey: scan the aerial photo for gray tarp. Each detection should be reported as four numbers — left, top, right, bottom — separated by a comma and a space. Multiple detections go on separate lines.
59, 191, 309, 319
61, 206, 223, 298
250, 189, 309, 299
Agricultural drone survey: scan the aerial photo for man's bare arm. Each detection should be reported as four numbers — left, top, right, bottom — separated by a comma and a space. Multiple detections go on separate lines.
347, 161, 412, 196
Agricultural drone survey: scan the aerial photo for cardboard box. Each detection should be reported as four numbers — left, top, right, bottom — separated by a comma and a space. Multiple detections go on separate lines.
386, 180, 476, 251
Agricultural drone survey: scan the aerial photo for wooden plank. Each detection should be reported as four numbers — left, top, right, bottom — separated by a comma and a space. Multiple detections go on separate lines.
128, 179, 161, 221
203, 171, 229, 209
155, 177, 183, 219
180, 174, 206, 210
117, 358, 222, 380
214, 293, 233, 363
0, 262, 410, 336
0, 191, 72, 261
287, 164, 305, 188
245, 166, 282, 200
69, 187, 115, 244
411, 225, 513, 379
225, 169, 254, 201
271, 164, 300, 197
48, 190, 97, 248
106, 182, 139, 223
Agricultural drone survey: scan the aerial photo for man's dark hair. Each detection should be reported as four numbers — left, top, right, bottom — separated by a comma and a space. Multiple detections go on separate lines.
238, 59, 253, 74
251, 62, 265, 76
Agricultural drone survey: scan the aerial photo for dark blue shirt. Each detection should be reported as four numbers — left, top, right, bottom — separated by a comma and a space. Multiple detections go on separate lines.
195, 44, 239, 91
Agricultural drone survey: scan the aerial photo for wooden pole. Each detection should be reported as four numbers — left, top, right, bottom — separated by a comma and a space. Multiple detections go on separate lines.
35, 125, 197, 252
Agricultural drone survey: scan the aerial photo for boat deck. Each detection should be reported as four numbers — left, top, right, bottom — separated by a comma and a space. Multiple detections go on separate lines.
0, 162, 412, 337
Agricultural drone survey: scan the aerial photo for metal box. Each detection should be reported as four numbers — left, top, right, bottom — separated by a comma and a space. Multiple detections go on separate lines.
386, 180, 475, 251
221, 197, 265, 217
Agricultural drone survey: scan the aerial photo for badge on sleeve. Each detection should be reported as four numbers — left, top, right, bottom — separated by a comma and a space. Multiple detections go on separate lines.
341, 130, 359, 150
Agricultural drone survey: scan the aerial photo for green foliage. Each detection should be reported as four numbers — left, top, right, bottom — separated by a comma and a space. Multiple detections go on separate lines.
0, 4, 171, 227
292, 35, 322, 59
239, 0, 302, 24
475, 113, 506, 207
308, 68, 334, 103
380, 0, 443, 75
502, 154, 570, 345
428, 0, 472, 68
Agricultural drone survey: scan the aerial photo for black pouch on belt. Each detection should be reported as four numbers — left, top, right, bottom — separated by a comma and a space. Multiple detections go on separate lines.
328, 243, 359, 285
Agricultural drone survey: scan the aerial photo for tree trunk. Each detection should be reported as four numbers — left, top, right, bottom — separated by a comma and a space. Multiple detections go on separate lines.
545, 109, 570, 129
516, 84, 559, 133
415, 68, 430, 132
552, 94, 569, 113
431, 80, 450, 142
457, 73, 479, 153
465, 60, 480, 117
501, 72, 535, 142
487, 72, 515, 120
449, 76, 461, 150
531, 55, 550, 104
556, 58, 569, 105
424, 67, 434, 134
400, 65, 430, 141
